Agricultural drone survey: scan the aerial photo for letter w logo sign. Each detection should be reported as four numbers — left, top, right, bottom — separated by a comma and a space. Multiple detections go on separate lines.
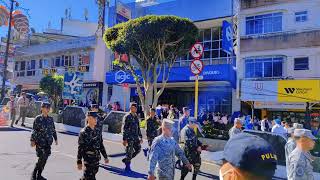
284, 88, 295, 94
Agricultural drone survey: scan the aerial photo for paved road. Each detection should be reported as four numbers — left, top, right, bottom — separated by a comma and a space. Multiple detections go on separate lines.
0, 126, 219, 180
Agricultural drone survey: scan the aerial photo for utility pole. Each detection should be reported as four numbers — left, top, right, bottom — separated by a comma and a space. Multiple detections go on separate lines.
1, 0, 17, 101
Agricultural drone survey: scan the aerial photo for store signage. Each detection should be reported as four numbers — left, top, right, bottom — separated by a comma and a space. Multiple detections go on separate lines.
83, 82, 99, 88
241, 81, 278, 102
241, 80, 320, 103
115, 70, 131, 84
222, 20, 233, 54
254, 101, 306, 110
78, 65, 89, 72
278, 80, 320, 102
106, 64, 237, 89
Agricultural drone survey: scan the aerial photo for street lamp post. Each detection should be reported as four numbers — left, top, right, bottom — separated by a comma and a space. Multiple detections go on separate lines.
1, 0, 18, 101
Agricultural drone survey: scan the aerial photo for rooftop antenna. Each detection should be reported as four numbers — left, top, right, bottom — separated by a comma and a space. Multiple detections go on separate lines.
68, 8, 72, 19
65, 8, 68, 19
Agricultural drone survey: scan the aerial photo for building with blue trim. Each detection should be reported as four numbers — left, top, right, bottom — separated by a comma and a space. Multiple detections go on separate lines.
106, 0, 240, 115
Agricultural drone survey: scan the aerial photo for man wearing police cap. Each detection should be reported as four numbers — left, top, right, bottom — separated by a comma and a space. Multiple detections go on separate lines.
77, 111, 109, 180
285, 123, 303, 175
30, 102, 58, 180
122, 102, 143, 171
217, 133, 277, 180
180, 117, 203, 180
288, 129, 316, 180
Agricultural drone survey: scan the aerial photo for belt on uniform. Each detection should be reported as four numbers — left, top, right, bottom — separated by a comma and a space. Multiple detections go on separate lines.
85, 151, 97, 155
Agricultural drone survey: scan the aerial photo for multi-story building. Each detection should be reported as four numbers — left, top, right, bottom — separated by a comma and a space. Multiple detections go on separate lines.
239, 0, 320, 121
105, 0, 239, 114
13, 19, 111, 106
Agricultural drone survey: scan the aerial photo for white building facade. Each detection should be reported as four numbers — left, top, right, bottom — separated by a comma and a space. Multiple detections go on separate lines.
238, 0, 320, 120
13, 19, 112, 106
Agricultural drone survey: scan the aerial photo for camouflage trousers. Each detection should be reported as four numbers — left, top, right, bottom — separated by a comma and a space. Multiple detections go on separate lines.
181, 152, 201, 180
33, 146, 51, 176
81, 162, 99, 180
123, 139, 141, 163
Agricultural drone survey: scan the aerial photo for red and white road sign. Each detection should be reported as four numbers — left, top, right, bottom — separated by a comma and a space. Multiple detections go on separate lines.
190, 42, 204, 59
190, 59, 204, 75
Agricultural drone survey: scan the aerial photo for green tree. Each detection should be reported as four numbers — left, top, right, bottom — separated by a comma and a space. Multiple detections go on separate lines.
104, 15, 198, 118
39, 75, 64, 113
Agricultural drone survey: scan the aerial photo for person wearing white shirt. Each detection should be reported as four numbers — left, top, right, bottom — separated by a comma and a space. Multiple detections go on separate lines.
261, 116, 269, 132
271, 119, 287, 136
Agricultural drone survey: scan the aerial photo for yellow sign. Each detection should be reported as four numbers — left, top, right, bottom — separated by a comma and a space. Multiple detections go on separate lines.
278, 80, 320, 102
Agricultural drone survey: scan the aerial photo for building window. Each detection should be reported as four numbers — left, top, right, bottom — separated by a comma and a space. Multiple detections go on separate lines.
294, 57, 309, 70
78, 54, 90, 72
176, 27, 233, 67
245, 56, 284, 78
64, 55, 75, 67
246, 12, 283, 35
15, 61, 26, 77
55, 56, 61, 67
295, 11, 308, 22
27, 60, 36, 76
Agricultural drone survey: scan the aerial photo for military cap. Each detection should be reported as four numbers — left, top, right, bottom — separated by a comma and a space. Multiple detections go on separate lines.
91, 104, 99, 109
41, 102, 51, 108
294, 129, 317, 140
288, 123, 303, 134
87, 111, 98, 118
130, 102, 137, 107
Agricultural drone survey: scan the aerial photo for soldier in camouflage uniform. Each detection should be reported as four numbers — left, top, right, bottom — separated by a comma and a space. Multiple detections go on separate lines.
180, 117, 202, 180
288, 129, 316, 180
77, 111, 109, 180
30, 102, 58, 180
148, 119, 191, 180
144, 108, 161, 157
122, 102, 143, 171
90, 104, 105, 136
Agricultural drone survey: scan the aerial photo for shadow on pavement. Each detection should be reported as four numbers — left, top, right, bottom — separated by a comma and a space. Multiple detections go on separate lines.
59, 131, 79, 136
108, 153, 126, 158
0, 126, 31, 132
198, 171, 219, 179
100, 164, 148, 179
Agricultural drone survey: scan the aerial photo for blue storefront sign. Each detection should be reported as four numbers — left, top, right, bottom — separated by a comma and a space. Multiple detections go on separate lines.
106, 64, 236, 89
222, 20, 233, 55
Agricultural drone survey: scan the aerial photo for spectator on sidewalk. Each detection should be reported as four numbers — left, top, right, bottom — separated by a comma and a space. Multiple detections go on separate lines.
15, 92, 30, 127
7, 95, 17, 127
261, 116, 269, 132
229, 118, 242, 138
179, 107, 190, 132
271, 119, 287, 136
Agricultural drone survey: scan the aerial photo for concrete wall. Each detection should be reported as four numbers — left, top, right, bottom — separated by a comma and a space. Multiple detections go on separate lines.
61, 19, 98, 37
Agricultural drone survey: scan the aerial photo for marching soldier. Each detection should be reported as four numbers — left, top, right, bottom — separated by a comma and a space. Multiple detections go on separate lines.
30, 102, 58, 180
90, 104, 105, 136
144, 108, 161, 157
288, 129, 316, 180
77, 111, 109, 180
122, 102, 143, 171
180, 117, 202, 180
148, 119, 191, 180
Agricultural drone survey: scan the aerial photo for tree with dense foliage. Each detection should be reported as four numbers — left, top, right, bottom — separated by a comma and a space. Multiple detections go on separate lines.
104, 15, 198, 118
39, 75, 64, 113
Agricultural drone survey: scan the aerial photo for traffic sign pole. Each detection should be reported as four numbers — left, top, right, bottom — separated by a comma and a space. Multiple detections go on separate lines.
195, 75, 199, 119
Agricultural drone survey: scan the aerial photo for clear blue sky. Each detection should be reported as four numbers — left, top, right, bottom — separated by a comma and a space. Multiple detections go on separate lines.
0, 0, 139, 38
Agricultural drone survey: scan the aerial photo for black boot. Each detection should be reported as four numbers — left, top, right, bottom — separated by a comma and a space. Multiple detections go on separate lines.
192, 174, 197, 180
37, 169, 47, 180
31, 169, 37, 180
